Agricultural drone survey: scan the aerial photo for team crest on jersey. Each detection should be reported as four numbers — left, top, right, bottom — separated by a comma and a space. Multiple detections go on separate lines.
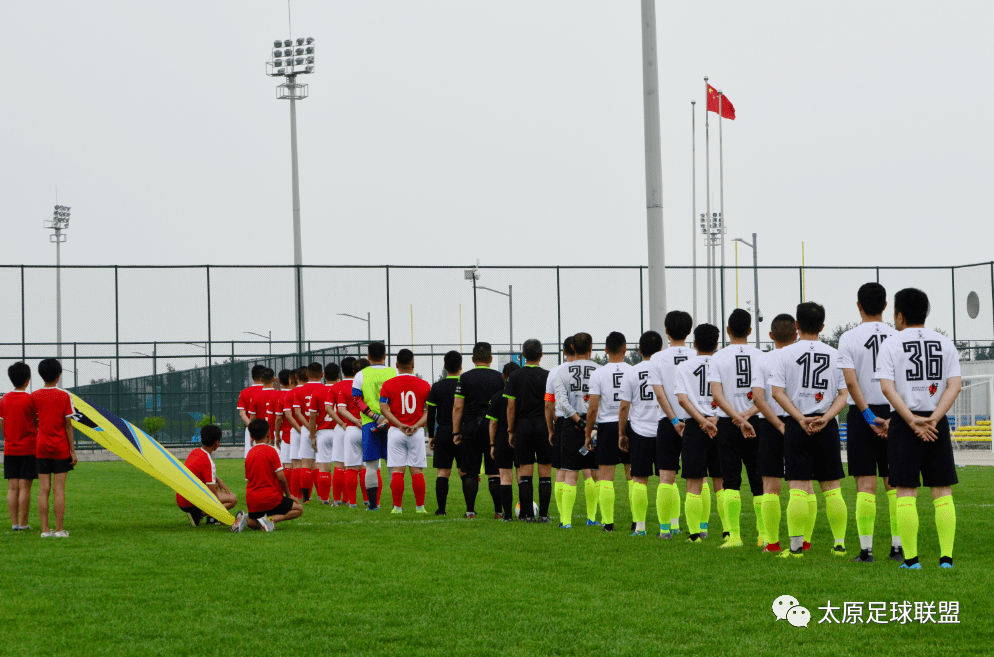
746, 391, 753, 400
711, 400, 718, 409
814, 392, 823, 403
583, 394, 590, 403
929, 383, 938, 397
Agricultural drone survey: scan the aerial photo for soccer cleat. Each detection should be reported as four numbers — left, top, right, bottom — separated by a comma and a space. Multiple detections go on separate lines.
686, 534, 704, 544
205, 517, 220, 526
779, 548, 803, 559
631, 522, 637, 533
940, 562, 954, 569
586, 519, 601, 527
434, 509, 446, 516
832, 545, 847, 557
54, 530, 69, 538
464, 512, 476, 519
259, 516, 276, 532
391, 507, 403, 514
631, 530, 647, 537
559, 523, 572, 529
853, 549, 874, 563
321, 500, 331, 506
762, 542, 782, 554
40, 531, 55, 538
187, 512, 202, 527
493, 513, 503, 520
698, 531, 708, 539
802, 541, 811, 552
366, 505, 380, 512
722, 531, 731, 540
720, 539, 744, 549
537, 516, 553, 524
889, 546, 904, 562
523, 516, 536, 523
363, 500, 370, 508
899, 562, 922, 570
16, 525, 32, 532
672, 527, 683, 535
416, 507, 428, 514
348, 504, 358, 509
602, 523, 615, 532
231, 511, 247, 533
657, 531, 672, 539
758, 539, 767, 548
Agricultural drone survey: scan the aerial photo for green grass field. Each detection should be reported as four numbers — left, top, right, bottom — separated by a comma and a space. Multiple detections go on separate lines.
1, 460, 991, 657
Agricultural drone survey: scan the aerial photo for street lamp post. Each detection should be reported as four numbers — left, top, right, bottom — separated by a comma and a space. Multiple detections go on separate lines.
92, 360, 112, 382
185, 343, 209, 368
476, 285, 514, 357
244, 331, 273, 357
338, 313, 371, 342
133, 351, 158, 413
732, 233, 761, 348
45, 205, 70, 387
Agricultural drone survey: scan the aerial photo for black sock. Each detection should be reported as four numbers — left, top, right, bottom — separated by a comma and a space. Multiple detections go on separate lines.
538, 477, 552, 517
436, 477, 449, 513
519, 476, 534, 518
462, 474, 479, 514
366, 487, 378, 508
905, 556, 920, 567
302, 488, 311, 502
500, 485, 514, 519
939, 556, 953, 566
488, 476, 501, 514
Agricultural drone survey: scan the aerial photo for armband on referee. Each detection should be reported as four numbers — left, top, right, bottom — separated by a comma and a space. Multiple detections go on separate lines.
671, 418, 681, 426
861, 408, 878, 424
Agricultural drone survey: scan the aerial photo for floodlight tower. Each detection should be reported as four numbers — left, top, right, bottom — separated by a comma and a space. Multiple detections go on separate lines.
45, 205, 71, 385
267, 36, 315, 353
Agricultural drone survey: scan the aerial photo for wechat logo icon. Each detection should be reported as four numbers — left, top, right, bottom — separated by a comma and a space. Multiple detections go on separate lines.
773, 594, 811, 628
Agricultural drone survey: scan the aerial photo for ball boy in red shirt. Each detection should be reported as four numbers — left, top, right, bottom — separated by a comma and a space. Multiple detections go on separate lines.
1, 362, 38, 531
32, 359, 76, 538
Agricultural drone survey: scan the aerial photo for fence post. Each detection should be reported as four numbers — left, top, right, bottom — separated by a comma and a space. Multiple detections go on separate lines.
639, 267, 644, 335
232, 340, 237, 445
799, 267, 804, 305
385, 266, 392, 365
206, 265, 213, 425
114, 266, 120, 415
876, 267, 880, 284
951, 267, 957, 344
20, 266, 25, 361
720, 265, 726, 347
990, 262, 994, 343
556, 267, 562, 365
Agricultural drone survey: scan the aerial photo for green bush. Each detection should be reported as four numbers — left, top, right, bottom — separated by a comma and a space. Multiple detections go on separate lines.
141, 416, 165, 436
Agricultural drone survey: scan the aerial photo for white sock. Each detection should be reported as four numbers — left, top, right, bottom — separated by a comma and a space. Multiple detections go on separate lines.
671, 517, 680, 526
364, 462, 378, 488
636, 521, 646, 531
790, 536, 804, 552
859, 535, 873, 550
892, 535, 903, 548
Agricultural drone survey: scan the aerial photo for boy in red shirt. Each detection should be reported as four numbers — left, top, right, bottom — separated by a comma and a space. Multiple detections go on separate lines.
177, 425, 240, 526
273, 369, 296, 470
248, 368, 280, 446
232, 419, 302, 532
237, 365, 266, 458
379, 349, 431, 514
1, 362, 38, 531
32, 359, 76, 538
308, 363, 345, 504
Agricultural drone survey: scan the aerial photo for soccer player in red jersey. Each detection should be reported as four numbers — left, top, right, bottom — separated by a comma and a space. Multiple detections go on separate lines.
1, 362, 38, 531
327, 357, 358, 506
31, 359, 76, 538
293, 363, 324, 503
232, 419, 302, 532
248, 368, 280, 446
273, 369, 296, 470
338, 358, 368, 507
177, 425, 239, 526
378, 349, 431, 514
237, 365, 266, 458
308, 363, 345, 504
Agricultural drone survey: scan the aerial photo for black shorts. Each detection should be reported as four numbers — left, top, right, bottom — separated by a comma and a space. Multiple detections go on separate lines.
887, 413, 958, 489
559, 422, 596, 471
461, 416, 498, 477
628, 428, 656, 478
847, 404, 891, 478
4, 455, 37, 480
179, 505, 204, 523
432, 425, 461, 471
249, 496, 294, 520
681, 419, 721, 480
783, 415, 845, 483
551, 417, 565, 469
656, 419, 683, 473
493, 431, 517, 470
756, 417, 787, 479
513, 415, 553, 466
36, 457, 74, 476
715, 417, 762, 496
595, 422, 629, 467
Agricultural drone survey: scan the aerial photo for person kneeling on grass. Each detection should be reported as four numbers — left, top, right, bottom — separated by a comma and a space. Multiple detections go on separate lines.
178, 425, 240, 526
232, 419, 302, 532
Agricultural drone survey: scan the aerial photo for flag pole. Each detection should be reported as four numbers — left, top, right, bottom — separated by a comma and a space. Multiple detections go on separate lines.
692, 100, 697, 324
704, 76, 711, 324
719, 89, 726, 344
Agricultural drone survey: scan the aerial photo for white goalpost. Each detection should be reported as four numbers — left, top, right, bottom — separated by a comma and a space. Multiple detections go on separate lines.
950, 375, 994, 451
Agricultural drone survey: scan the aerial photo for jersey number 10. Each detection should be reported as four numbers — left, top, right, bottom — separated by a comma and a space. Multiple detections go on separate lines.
401, 390, 418, 415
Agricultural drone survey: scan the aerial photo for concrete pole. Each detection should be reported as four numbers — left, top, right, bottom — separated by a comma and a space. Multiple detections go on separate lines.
289, 79, 305, 350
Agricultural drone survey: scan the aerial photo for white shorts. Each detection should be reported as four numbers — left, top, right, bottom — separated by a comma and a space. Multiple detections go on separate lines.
280, 439, 292, 464
316, 428, 335, 464
290, 429, 302, 460
387, 427, 428, 469
343, 425, 364, 468
298, 427, 316, 460
331, 426, 346, 464
244, 428, 252, 458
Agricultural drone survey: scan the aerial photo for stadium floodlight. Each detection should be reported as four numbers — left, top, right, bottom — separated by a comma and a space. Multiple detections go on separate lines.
306, 37, 315, 45
274, 58, 282, 67
274, 40, 282, 47
305, 46, 314, 55
294, 57, 304, 65
283, 48, 292, 57
46, 202, 72, 383
283, 39, 291, 47
304, 65, 314, 73
276, 68, 285, 75
305, 56, 314, 65
296, 37, 305, 46
295, 47, 304, 56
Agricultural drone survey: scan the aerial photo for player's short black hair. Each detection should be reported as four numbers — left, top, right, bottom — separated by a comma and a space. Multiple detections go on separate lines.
894, 288, 929, 325
367, 342, 386, 360
770, 314, 796, 344
572, 332, 593, 355
443, 350, 462, 374
502, 362, 520, 378
396, 349, 414, 366
796, 302, 826, 335
251, 364, 266, 381
639, 330, 663, 358
278, 368, 291, 386
355, 358, 370, 373
472, 342, 492, 363
324, 362, 341, 382
340, 357, 357, 378
200, 425, 222, 447
727, 308, 752, 339
605, 331, 626, 355
261, 368, 275, 384
308, 362, 323, 377
248, 418, 269, 441
693, 324, 720, 352
562, 336, 575, 357
295, 366, 308, 383
664, 311, 693, 341
7, 362, 30, 388
858, 282, 888, 316
522, 339, 543, 362
38, 358, 62, 384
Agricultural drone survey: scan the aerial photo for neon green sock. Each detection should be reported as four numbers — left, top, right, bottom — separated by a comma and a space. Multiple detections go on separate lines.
656, 483, 669, 531
700, 481, 711, 530
685, 492, 702, 536
856, 491, 876, 544
804, 491, 817, 543
762, 493, 782, 545
786, 489, 809, 539
632, 482, 648, 524
560, 484, 577, 526
896, 496, 918, 561
627, 478, 634, 504
667, 484, 681, 530
724, 489, 742, 540
555, 481, 563, 513
823, 488, 848, 544
933, 495, 956, 559
716, 488, 728, 533
584, 478, 599, 522
754, 496, 765, 538
887, 488, 900, 541
598, 480, 615, 526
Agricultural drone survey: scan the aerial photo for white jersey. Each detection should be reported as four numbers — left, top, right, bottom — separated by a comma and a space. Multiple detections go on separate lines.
876, 327, 961, 413
751, 349, 787, 418
619, 361, 661, 437
771, 340, 847, 415
648, 346, 695, 420
553, 359, 600, 419
707, 343, 765, 417
837, 321, 897, 406
674, 355, 716, 418
546, 363, 567, 418
588, 361, 632, 424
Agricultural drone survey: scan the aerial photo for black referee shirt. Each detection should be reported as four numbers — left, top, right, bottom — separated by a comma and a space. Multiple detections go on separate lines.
427, 376, 459, 428
455, 366, 505, 421
486, 389, 510, 435
504, 364, 548, 420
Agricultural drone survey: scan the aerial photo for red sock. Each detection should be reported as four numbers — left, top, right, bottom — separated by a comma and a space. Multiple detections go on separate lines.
412, 473, 426, 507
311, 468, 320, 492
377, 469, 383, 505
299, 468, 313, 494
332, 467, 344, 502
390, 472, 405, 508
316, 471, 332, 502
345, 470, 358, 505
360, 474, 369, 503
289, 468, 301, 498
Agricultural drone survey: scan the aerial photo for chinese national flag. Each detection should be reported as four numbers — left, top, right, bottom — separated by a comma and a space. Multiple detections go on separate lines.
706, 84, 735, 120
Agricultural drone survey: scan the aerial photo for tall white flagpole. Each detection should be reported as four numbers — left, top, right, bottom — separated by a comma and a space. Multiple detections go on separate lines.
691, 100, 697, 324
704, 76, 711, 324
719, 89, 726, 344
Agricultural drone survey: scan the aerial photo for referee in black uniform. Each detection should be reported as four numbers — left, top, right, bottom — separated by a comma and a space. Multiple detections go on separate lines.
506, 339, 553, 522
426, 350, 462, 516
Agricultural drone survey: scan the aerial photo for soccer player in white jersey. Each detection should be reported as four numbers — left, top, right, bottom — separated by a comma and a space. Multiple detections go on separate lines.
709, 309, 766, 549
544, 337, 576, 513
585, 331, 633, 532
750, 313, 798, 554
674, 324, 724, 543
771, 302, 850, 559
838, 282, 902, 563
877, 288, 961, 570
552, 332, 600, 529
619, 330, 664, 536
649, 311, 698, 538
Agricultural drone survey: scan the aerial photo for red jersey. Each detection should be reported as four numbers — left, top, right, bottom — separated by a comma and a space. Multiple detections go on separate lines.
294, 381, 324, 424
309, 384, 338, 431
273, 387, 296, 443
249, 387, 280, 439
331, 379, 357, 427
31, 387, 74, 460
176, 447, 216, 508
379, 374, 431, 426
236, 384, 263, 419
245, 443, 284, 513
0, 391, 37, 456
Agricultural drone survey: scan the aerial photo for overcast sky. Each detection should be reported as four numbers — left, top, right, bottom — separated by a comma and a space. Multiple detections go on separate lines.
3, 1, 992, 271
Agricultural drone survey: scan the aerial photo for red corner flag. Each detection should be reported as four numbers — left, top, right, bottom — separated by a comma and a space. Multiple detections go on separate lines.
706, 84, 735, 120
